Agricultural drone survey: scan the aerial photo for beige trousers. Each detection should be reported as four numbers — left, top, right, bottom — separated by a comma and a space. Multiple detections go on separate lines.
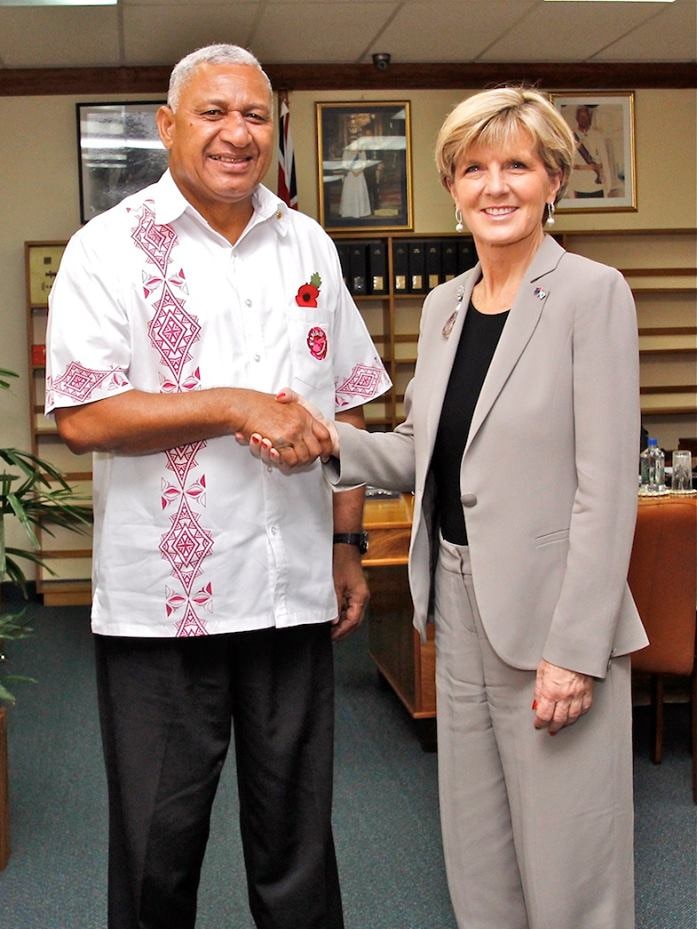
434, 538, 635, 929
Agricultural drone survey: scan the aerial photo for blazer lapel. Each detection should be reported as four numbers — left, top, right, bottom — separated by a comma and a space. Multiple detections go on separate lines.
423, 267, 479, 455
464, 236, 565, 455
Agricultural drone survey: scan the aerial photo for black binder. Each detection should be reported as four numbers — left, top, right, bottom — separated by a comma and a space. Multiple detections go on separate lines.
407, 240, 425, 294
366, 240, 388, 295
457, 237, 477, 274
335, 241, 351, 289
425, 240, 442, 290
442, 239, 458, 281
393, 241, 408, 294
348, 242, 368, 295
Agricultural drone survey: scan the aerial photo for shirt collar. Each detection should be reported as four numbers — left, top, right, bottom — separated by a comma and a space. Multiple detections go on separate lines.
150, 170, 291, 239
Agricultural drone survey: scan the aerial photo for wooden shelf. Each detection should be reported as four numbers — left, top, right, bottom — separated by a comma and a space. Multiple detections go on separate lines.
25, 240, 93, 608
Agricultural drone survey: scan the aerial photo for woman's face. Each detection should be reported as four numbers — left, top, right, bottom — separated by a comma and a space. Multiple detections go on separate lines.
447, 128, 560, 252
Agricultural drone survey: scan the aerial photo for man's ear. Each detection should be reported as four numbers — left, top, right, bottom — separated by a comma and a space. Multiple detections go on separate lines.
156, 105, 175, 151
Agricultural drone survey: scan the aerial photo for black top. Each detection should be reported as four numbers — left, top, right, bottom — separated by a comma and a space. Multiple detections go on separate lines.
431, 300, 509, 545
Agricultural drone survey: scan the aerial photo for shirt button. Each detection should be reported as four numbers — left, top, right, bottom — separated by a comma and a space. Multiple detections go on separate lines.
460, 493, 477, 507
244, 298, 252, 307
270, 526, 277, 536
253, 353, 261, 362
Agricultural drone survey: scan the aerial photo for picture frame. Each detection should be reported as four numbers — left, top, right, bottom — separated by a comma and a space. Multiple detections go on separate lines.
26, 241, 66, 307
76, 101, 169, 223
552, 92, 636, 213
316, 101, 413, 232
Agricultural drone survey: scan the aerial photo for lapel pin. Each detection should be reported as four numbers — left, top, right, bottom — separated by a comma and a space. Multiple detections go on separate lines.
442, 286, 466, 339
534, 287, 547, 300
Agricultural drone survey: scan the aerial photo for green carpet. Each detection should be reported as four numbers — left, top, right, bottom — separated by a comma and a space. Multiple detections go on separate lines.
0, 602, 694, 928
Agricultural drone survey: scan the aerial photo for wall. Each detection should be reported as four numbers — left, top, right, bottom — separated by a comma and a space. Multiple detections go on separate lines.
0, 86, 695, 456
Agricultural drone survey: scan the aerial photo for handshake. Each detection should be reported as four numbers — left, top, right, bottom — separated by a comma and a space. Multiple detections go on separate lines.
235, 388, 339, 472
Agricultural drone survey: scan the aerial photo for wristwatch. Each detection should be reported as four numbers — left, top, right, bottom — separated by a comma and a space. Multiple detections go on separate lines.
332, 531, 369, 555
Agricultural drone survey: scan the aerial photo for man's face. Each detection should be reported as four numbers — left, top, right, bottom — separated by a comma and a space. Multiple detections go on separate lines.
576, 107, 592, 131
157, 63, 274, 219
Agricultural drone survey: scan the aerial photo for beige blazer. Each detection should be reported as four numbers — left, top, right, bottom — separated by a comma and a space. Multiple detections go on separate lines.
335, 236, 648, 678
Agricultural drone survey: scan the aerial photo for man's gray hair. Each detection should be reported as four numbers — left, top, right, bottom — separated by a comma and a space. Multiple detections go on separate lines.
167, 44, 272, 111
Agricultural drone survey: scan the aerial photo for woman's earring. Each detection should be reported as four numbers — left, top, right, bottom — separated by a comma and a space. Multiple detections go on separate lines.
545, 201, 556, 226
455, 208, 464, 233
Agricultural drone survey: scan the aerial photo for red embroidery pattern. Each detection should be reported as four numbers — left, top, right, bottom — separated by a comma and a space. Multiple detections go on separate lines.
307, 326, 328, 360
130, 203, 213, 636
147, 284, 201, 380
159, 496, 214, 594
131, 203, 177, 276
48, 362, 127, 404
336, 363, 383, 399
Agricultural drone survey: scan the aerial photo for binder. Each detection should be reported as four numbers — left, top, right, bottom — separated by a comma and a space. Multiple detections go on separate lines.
457, 237, 477, 274
407, 240, 425, 294
335, 241, 351, 289
366, 240, 388, 295
442, 239, 458, 281
393, 241, 408, 294
348, 242, 368, 295
425, 240, 442, 290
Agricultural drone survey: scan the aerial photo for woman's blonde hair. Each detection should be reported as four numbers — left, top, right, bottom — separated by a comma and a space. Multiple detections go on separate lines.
435, 86, 576, 203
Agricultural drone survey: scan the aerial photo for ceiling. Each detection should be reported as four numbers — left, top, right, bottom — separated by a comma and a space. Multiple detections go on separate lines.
0, 0, 695, 72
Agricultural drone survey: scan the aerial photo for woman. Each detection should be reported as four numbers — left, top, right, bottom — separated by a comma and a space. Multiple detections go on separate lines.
259, 87, 648, 929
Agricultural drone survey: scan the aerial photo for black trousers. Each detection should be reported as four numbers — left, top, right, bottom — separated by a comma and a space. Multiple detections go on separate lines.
95, 624, 344, 929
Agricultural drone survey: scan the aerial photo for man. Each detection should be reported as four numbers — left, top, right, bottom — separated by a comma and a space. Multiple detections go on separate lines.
45, 44, 389, 929
568, 104, 615, 199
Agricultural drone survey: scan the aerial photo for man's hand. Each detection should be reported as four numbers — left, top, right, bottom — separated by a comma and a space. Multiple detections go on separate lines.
331, 542, 369, 641
234, 389, 334, 469
237, 388, 340, 472
532, 659, 593, 735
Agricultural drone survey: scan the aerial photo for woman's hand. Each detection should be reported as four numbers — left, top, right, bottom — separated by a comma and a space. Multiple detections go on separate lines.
532, 659, 593, 735
236, 388, 340, 472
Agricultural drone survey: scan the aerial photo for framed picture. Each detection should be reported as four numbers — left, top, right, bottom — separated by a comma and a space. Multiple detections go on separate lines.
552, 92, 636, 212
316, 101, 413, 232
76, 101, 169, 223
26, 241, 66, 307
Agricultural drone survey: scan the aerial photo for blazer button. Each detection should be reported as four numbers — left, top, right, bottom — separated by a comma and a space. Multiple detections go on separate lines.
460, 493, 477, 507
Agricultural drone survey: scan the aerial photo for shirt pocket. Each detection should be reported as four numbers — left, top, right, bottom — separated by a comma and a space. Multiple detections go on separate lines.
287, 304, 333, 391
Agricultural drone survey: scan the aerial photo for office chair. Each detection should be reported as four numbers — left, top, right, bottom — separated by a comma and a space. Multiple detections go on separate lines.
628, 497, 697, 802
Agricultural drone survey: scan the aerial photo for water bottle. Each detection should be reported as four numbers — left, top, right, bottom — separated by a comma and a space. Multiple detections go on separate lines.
639, 438, 666, 494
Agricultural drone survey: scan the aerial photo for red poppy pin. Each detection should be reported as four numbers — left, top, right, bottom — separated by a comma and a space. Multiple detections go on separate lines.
295, 272, 322, 307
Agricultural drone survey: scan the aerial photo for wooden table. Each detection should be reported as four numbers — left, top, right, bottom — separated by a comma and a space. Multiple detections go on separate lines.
362, 495, 436, 730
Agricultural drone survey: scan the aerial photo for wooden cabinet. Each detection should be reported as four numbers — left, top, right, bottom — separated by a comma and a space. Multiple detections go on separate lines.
24, 241, 92, 606
362, 494, 436, 745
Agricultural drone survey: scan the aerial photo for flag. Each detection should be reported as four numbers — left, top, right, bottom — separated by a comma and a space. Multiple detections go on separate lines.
277, 90, 298, 209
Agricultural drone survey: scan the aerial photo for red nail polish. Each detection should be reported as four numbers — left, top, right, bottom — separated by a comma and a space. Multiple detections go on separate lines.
276, 391, 286, 399
531, 700, 538, 711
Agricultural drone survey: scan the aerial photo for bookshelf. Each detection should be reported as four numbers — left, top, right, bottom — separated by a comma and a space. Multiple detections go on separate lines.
24, 241, 93, 606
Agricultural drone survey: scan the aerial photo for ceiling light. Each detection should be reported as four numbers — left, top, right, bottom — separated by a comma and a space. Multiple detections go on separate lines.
544, 1, 675, 3
0, 1, 117, 7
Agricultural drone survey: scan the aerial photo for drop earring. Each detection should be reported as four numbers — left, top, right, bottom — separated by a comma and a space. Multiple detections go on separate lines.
545, 202, 556, 226
455, 208, 464, 233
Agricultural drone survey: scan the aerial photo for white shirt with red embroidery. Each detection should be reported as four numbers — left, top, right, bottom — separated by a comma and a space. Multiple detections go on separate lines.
46, 172, 390, 637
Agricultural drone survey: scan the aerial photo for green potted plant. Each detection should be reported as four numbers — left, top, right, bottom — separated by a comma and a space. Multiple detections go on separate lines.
0, 365, 91, 704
